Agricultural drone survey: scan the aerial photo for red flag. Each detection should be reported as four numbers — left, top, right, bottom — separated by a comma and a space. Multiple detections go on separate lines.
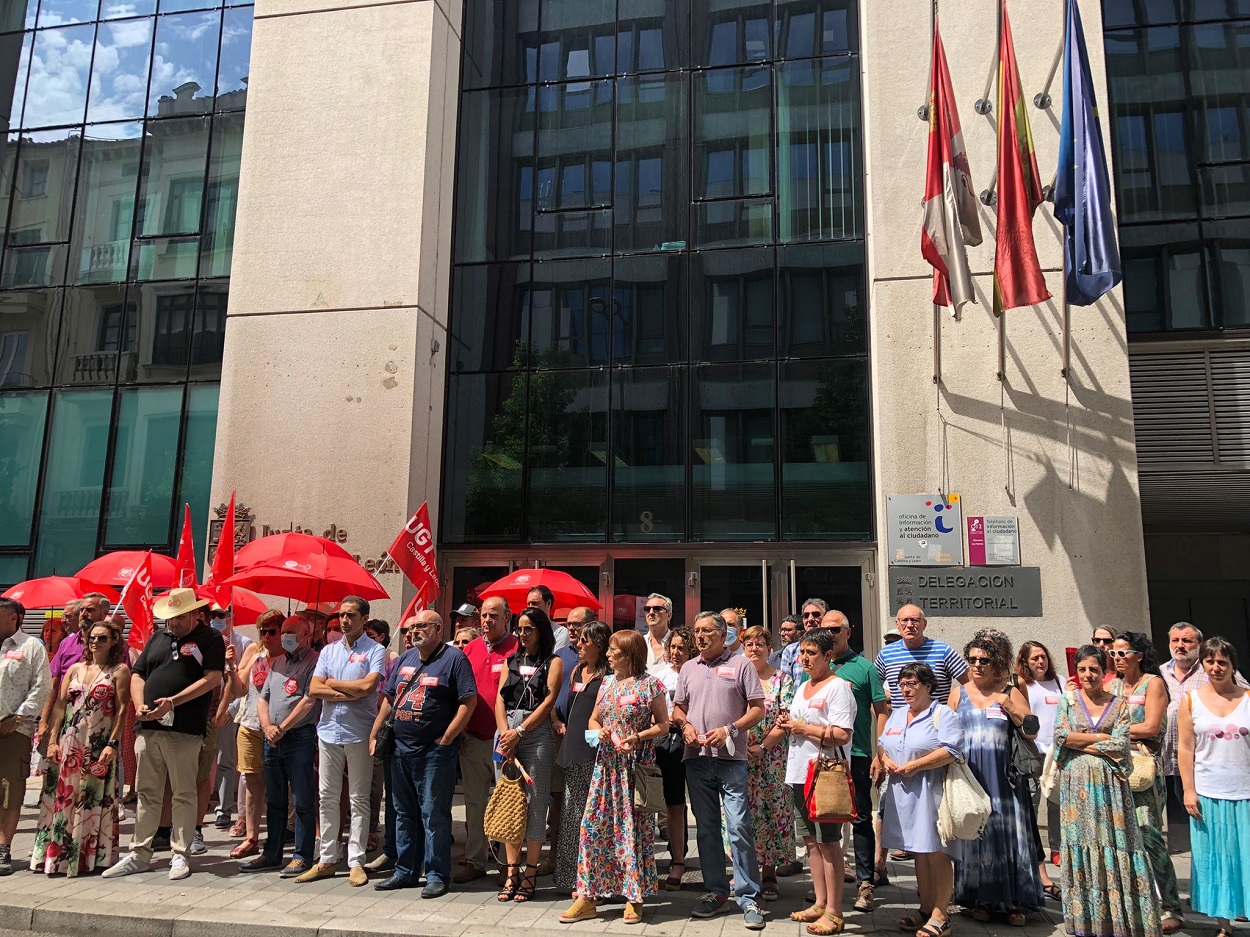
398, 584, 427, 626
993, 0, 1051, 315
121, 552, 156, 652
206, 491, 236, 605
921, 18, 982, 314
387, 503, 440, 602
175, 504, 197, 588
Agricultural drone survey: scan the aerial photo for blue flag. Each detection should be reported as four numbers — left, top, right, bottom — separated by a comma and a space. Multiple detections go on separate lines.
1053, 0, 1121, 306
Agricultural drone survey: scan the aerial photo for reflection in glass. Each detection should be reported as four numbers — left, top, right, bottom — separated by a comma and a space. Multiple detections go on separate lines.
695, 67, 771, 200
451, 262, 530, 373
530, 257, 611, 366
0, 0, 37, 31
693, 196, 773, 247
690, 248, 774, 361
612, 557, 686, 626
536, 0, 615, 82
33, 387, 112, 575
177, 381, 216, 559
612, 366, 684, 541
71, 124, 141, 283
0, 553, 28, 584
778, 241, 865, 355
612, 253, 685, 365
35, 0, 98, 26
131, 235, 198, 279
691, 361, 775, 540
1120, 223, 1207, 331
100, 0, 156, 18
87, 17, 152, 123
201, 111, 240, 275
188, 277, 226, 377
126, 279, 195, 380
460, 0, 537, 91
0, 389, 48, 545
6, 129, 82, 252
692, 0, 770, 67
775, 0, 856, 57
23, 24, 95, 128
56, 283, 128, 382
1, 241, 65, 286
527, 368, 607, 541
148, 11, 219, 116
449, 565, 509, 612
455, 87, 535, 263
443, 372, 526, 542
617, 0, 687, 73
216, 5, 250, 109
1204, 219, 1250, 328
615, 72, 687, 252
103, 384, 180, 544
0, 288, 60, 385
1, 31, 32, 133
780, 358, 869, 540
137, 115, 210, 236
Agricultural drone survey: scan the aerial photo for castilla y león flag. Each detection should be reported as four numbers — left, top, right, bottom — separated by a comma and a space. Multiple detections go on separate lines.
388, 503, 440, 602
121, 551, 156, 652
921, 17, 982, 314
993, 0, 1051, 316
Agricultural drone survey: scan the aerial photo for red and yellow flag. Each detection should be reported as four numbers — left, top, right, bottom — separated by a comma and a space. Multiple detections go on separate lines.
993, 0, 1050, 316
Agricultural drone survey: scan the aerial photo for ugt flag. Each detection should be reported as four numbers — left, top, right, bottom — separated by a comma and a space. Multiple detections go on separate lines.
121, 552, 156, 652
921, 18, 983, 314
1053, 0, 1121, 306
388, 503, 440, 603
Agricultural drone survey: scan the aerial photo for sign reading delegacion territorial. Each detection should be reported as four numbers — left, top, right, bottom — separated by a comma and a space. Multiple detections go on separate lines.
886, 493, 964, 566
888, 567, 1043, 617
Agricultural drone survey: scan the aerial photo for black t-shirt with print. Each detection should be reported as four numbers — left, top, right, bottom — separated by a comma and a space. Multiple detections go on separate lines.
132, 623, 226, 736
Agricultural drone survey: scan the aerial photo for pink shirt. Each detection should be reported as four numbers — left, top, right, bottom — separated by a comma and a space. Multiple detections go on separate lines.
673, 649, 764, 761
49, 632, 84, 682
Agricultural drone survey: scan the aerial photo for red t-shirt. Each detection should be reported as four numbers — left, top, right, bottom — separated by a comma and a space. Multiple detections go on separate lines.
463, 633, 519, 740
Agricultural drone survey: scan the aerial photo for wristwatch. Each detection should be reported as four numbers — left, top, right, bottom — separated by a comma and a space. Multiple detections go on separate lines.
105, 739, 119, 749
515, 724, 527, 737
726, 723, 740, 739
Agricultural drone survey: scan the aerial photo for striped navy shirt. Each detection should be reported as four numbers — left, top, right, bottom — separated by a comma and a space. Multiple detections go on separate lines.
874, 637, 968, 709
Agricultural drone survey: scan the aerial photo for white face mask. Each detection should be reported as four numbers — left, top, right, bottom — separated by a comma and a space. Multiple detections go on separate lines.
281, 634, 299, 654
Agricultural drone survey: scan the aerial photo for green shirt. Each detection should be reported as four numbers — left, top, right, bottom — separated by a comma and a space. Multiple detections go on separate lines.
831, 650, 887, 758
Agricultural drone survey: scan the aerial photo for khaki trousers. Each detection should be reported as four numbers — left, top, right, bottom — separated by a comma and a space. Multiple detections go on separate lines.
132, 730, 202, 863
459, 734, 494, 869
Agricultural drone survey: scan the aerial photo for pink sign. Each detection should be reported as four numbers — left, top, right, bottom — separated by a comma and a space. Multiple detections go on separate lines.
967, 516, 987, 565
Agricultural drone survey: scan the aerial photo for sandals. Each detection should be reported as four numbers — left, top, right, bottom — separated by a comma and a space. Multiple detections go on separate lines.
791, 904, 826, 923
1007, 910, 1027, 927
623, 902, 642, 924
807, 914, 845, 936
971, 906, 992, 923
559, 897, 598, 924
761, 877, 780, 901
898, 912, 928, 931
1043, 882, 1062, 901
514, 863, 538, 902
662, 860, 685, 892
1162, 917, 1184, 935
496, 864, 519, 902
916, 917, 952, 937
230, 838, 259, 859
874, 865, 890, 887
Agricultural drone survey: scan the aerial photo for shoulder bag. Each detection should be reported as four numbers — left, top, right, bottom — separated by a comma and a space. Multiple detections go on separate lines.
373, 674, 412, 761
484, 757, 532, 845
1004, 679, 1045, 787
634, 755, 666, 813
933, 704, 992, 843
802, 725, 857, 823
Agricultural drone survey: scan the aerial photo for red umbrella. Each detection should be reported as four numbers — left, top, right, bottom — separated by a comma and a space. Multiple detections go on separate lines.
234, 533, 355, 572
222, 553, 388, 604
480, 568, 602, 613
2, 576, 121, 609
193, 584, 272, 627
77, 552, 179, 589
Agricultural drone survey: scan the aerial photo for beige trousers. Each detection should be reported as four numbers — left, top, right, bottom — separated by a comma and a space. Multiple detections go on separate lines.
131, 730, 202, 863
459, 734, 495, 868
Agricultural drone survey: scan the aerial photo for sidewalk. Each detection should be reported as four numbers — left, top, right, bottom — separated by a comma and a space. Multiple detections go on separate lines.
0, 779, 1202, 937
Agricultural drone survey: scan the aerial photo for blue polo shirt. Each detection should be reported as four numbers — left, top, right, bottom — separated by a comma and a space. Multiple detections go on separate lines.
314, 633, 386, 745
385, 643, 478, 753
552, 646, 581, 722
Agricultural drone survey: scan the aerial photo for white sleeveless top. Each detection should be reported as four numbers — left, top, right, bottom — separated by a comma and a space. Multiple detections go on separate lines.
1190, 690, 1250, 800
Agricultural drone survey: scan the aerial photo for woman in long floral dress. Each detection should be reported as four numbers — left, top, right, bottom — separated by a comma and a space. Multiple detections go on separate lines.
559, 630, 668, 926
739, 626, 794, 901
1055, 644, 1161, 937
32, 620, 130, 876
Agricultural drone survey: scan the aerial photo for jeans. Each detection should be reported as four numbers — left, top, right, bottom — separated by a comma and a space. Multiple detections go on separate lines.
685, 757, 761, 905
392, 743, 458, 884
383, 756, 397, 859
318, 738, 373, 867
850, 755, 875, 884
261, 725, 317, 865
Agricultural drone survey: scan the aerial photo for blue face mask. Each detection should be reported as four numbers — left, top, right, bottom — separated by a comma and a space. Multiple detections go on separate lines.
584, 730, 601, 748
281, 634, 299, 654
210, 618, 228, 632
726, 627, 739, 645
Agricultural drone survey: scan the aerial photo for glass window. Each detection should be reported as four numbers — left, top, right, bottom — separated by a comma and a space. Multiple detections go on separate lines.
779, 358, 869, 539
23, 23, 95, 129
694, 67, 772, 200
617, 0, 688, 73
612, 366, 685, 541
39, 0, 101, 21
0, 0, 37, 31
455, 87, 535, 263
0, 287, 60, 386
71, 123, 142, 283
125, 278, 194, 380
527, 368, 608, 541
612, 557, 685, 627
691, 360, 775, 540
775, 0, 857, 58
530, 257, 611, 366
0, 389, 48, 545
102, 383, 180, 544
87, 17, 152, 123
200, 111, 241, 276
690, 248, 774, 362
0, 554, 28, 585
215, 5, 250, 110
460, 0, 538, 90
692, 0, 771, 67
0, 31, 31, 134
131, 235, 198, 280
6, 129, 81, 259
612, 253, 685, 365
778, 241, 864, 355
615, 72, 688, 253
177, 380, 216, 560
537, 0, 615, 82
777, 57, 860, 241
451, 262, 530, 373
100, 0, 156, 18
1205, 219, 1250, 327
442, 372, 526, 542
136, 115, 210, 237
448, 564, 509, 610
187, 277, 225, 378
33, 387, 112, 575
148, 11, 219, 116
56, 283, 128, 382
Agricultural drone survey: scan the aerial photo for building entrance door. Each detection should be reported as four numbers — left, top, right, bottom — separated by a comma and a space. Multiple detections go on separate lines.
696, 561, 780, 632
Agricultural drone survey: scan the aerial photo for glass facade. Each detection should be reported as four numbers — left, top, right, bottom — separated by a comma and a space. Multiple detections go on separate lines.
1103, 0, 1250, 333
0, 0, 248, 583
444, 0, 870, 544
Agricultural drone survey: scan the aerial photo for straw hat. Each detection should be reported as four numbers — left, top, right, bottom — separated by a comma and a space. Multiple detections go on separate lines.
153, 587, 212, 620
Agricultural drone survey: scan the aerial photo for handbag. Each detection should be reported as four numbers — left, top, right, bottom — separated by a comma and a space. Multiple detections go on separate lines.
1127, 743, 1157, 793
633, 757, 666, 813
1004, 682, 1045, 787
933, 705, 992, 843
483, 758, 532, 845
1040, 747, 1060, 803
373, 675, 412, 761
802, 728, 856, 823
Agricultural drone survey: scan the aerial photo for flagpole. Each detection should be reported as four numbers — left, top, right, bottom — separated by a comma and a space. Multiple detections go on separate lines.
994, 0, 1006, 384
931, 0, 941, 389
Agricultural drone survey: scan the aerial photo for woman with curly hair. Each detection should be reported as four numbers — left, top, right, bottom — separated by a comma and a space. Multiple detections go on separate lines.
1110, 630, 1182, 932
946, 628, 1042, 926
32, 619, 130, 875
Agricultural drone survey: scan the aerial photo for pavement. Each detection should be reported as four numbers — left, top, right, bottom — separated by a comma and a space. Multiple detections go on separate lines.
0, 777, 1214, 937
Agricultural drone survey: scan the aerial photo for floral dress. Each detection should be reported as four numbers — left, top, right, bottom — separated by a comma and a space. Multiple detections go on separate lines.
31, 667, 122, 875
725, 669, 795, 867
575, 673, 664, 903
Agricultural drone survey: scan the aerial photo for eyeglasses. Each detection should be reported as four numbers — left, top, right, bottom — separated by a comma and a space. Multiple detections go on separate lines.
644, 606, 667, 614
399, 627, 411, 635
898, 680, 920, 690
1108, 649, 1139, 659
259, 628, 279, 637
967, 655, 991, 665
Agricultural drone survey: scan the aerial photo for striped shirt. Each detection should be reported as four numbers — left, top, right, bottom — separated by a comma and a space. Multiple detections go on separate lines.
874, 637, 967, 709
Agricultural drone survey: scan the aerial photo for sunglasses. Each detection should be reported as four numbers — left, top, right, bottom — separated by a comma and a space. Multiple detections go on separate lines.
826, 626, 842, 634
87, 635, 112, 644
1093, 638, 1114, 645
967, 655, 991, 665
802, 612, 822, 619
1108, 649, 1139, 658
259, 628, 279, 637
399, 627, 411, 635
516, 626, 536, 635
644, 606, 667, 614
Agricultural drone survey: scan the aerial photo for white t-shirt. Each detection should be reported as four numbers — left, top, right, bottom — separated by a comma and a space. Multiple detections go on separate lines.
1025, 678, 1064, 752
785, 675, 857, 785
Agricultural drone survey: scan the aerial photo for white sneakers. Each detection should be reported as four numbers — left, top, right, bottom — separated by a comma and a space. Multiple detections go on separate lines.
102, 853, 150, 878
169, 855, 191, 880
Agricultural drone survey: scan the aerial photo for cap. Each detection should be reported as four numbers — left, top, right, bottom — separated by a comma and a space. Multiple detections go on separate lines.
450, 603, 478, 619
883, 627, 902, 644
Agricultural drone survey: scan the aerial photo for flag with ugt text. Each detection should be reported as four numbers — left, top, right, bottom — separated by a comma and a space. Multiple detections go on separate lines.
175, 503, 197, 588
993, 0, 1051, 316
1053, 0, 1121, 306
388, 503, 440, 603
921, 17, 983, 314
121, 551, 156, 652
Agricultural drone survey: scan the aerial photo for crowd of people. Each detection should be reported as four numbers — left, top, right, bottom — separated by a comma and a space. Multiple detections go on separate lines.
2, 587, 1250, 937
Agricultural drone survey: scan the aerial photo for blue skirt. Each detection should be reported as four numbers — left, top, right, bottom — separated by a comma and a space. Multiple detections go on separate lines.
1191, 794, 1250, 920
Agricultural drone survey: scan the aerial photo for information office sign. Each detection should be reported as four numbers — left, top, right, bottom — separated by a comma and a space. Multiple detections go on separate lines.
888, 567, 1043, 617
966, 515, 1021, 566
886, 493, 963, 566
